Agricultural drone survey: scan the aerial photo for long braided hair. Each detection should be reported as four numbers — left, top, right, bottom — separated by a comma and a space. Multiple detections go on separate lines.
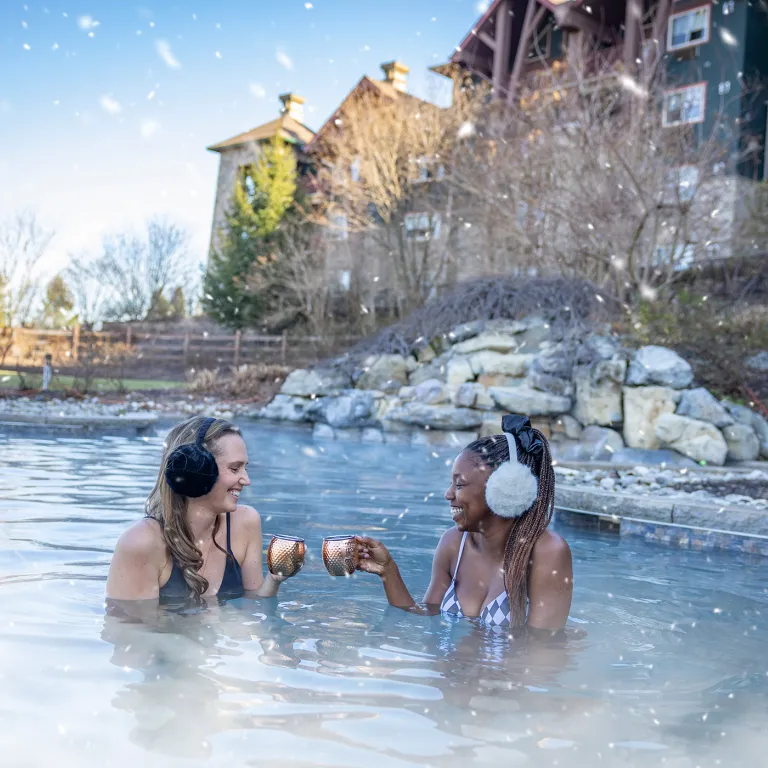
464, 428, 556, 627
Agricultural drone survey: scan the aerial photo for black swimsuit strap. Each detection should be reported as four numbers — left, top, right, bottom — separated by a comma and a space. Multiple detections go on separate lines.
225, 512, 233, 556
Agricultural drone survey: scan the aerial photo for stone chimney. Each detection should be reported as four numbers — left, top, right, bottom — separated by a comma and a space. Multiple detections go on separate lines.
279, 92, 305, 124
380, 61, 409, 93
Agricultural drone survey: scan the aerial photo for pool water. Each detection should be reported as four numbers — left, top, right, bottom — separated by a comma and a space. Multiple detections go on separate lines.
1, 423, 768, 768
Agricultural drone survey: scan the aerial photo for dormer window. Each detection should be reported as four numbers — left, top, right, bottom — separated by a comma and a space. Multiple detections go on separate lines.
668, 6, 711, 52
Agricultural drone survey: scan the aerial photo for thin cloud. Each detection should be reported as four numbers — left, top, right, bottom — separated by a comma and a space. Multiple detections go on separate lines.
99, 95, 121, 114
276, 50, 293, 70
249, 82, 266, 98
141, 118, 159, 138
156, 39, 181, 69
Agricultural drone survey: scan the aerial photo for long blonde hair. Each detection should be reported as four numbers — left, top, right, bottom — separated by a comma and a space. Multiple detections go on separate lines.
146, 416, 241, 598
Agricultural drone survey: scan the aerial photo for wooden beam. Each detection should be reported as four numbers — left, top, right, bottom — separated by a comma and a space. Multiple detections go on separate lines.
492, 0, 511, 94
623, 0, 641, 72
645, 0, 672, 85
557, 7, 613, 43
507, 2, 547, 106
478, 31, 497, 51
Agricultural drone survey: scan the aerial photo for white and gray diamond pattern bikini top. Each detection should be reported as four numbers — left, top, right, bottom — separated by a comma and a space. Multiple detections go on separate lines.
440, 531, 511, 627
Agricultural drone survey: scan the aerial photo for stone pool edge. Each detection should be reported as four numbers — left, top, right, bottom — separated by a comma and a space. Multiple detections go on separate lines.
556, 486, 768, 556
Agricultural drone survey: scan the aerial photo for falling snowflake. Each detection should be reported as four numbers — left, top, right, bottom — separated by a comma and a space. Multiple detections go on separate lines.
276, 49, 293, 70
215, 51, 222, 59
305, 2, 313, 7
77, 15, 99, 30
141, 118, 159, 138
156, 39, 181, 69
100, 95, 121, 114
719, 28, 738, 47
23, 43, 31, 50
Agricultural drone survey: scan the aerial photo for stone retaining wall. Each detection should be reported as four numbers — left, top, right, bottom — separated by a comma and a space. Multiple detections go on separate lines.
255, 315, 768, 467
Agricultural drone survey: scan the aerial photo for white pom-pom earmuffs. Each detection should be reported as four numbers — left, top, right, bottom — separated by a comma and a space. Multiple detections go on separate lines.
484, 415, 540, 519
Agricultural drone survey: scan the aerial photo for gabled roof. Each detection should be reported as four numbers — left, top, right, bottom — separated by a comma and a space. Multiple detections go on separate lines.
306, 76, 432, 150
207, 113, 315, 153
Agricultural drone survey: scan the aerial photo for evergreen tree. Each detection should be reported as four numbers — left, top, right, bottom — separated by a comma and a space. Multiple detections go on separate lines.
170, 286, 185, 320
202, 134, 297, 329
40, 274, 75, 328
145, 289, 172, 321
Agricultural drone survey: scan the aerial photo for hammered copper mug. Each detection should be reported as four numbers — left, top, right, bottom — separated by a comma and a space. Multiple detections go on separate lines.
267, 535, 306, 578
322, 535, 358, 577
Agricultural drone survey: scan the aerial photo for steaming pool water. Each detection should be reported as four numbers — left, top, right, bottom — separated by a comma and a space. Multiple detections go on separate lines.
1, 422, 767, 768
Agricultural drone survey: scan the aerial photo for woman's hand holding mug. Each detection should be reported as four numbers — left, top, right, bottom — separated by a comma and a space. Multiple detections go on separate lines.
354, 536, 393, 576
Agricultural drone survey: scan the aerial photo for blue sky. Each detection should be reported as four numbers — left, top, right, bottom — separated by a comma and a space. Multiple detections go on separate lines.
0, 0, 484, 274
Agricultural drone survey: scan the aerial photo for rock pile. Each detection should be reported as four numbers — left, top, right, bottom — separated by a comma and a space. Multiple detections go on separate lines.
255, 317, 768, 466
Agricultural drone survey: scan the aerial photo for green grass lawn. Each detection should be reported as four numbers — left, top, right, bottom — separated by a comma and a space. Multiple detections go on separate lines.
0, 370, 186, 393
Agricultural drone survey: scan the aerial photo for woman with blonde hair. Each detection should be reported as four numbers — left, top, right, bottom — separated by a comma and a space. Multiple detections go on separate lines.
107, 416, 292, 601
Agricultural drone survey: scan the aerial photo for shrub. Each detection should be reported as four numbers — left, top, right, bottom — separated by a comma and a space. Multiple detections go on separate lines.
228, 364, 289, 398
186, 368, 220, 394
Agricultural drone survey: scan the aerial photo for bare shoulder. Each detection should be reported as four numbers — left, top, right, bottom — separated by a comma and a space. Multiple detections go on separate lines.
114, 518, 167, 565
434, 526, 463, 565
532, 530, 572, 566
234, 505, 262, 534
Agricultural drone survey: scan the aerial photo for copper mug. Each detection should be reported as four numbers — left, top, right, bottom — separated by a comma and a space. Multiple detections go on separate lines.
322, 535, 358, 577
267, 535, 306, 578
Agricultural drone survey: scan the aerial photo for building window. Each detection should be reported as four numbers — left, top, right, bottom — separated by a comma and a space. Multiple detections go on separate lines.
668, 6, 711, 52
328, 212, 349, 241
350, 156, 361, 183
339, 270, 351, 291
404, 212, 441, 242
409, 156, 445, 184
653, 243, 695, 271
663, 83, 706, 127
664, 165, 700, 203
718, 80, 731, 95
722, 1, 734, 15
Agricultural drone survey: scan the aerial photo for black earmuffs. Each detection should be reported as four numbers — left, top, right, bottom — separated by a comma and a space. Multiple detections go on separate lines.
164, 417, 219, 498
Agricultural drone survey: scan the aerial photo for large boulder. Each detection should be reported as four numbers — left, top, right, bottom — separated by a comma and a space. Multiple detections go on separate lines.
356, 354, 414, 391
453, 333, 523, 355
722, 424, 761, 462
572, 359, 626, 426
307, 389, 381, 429
257, 394, 314, 422
722, 401, 755, 426
445, 356, 475, 386
447, 320, 486, 344
751, 412, 768, 459
555, 426, 624, 461
488, 385, 572, 416
409, 356, 448, 386
528, 370, 574, 398
409, 378, 453, 405
623, 386, 681, 449
384, 403, 485, 431
626, 346, 694, 389
746, 351, 768, 372
551, 414, 583, 440
530, 342, 576, 379
468, 351, 533, 378
454, 382, 495, 410
654, 413, 728, 466
676, 388, 734, 428
281, 368, 349, 397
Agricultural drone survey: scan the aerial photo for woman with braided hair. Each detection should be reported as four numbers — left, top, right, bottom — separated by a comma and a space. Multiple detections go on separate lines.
355, 414, 573, 634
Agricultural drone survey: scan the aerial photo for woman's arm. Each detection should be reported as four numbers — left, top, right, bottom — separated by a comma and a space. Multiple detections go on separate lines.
106, 521, 165, 601
355, 531, 455, 614
238, 506, 285, 598
526, 531, 573, 632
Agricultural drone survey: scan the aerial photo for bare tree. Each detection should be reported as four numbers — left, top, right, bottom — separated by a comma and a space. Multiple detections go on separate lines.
451, 45, 757, 306
67, 218, 190, 323
0, 211, 53, 363
310, 87, 480, 313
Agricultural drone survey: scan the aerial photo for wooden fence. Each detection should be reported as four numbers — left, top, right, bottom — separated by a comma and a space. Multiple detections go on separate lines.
3, 326, 359, 373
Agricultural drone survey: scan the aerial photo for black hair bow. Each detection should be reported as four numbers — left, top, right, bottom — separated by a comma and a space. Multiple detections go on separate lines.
501, 414, 544, 457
